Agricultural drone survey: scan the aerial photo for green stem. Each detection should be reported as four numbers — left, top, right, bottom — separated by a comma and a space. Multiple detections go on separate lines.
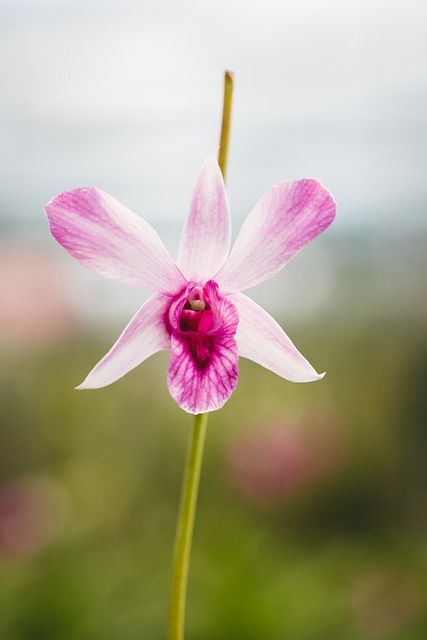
218, 70, 234, 180
167, 70, 234, 640
168, 413, 208, 640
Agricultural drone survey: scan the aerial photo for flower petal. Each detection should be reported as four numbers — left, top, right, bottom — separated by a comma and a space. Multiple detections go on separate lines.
77, 293, 171, 389
167, 286, 239, 414
177, 151, 231, 282
45, 188, 186, 295
229, 293, 324, 382
215, 179, 336, 293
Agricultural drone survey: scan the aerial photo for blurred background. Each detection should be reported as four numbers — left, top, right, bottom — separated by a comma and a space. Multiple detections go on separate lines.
1, 0, 427, 638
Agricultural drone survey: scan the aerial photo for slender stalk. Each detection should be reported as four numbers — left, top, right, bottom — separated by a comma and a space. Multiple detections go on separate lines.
218, 71, 234, 180
168, 413, 208, 640
167, 70, 234, 640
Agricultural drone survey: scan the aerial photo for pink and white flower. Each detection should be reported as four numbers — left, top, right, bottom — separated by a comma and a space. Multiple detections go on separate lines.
44, 152, 335, 414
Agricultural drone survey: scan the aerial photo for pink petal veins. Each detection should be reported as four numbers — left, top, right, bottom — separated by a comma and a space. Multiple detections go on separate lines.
176, 151, 231, 283
45, 187, 186, 295
77, 293, 171, 389
167, 281, 239, 413
215, 179, 336, 294
229, 293, 325, 383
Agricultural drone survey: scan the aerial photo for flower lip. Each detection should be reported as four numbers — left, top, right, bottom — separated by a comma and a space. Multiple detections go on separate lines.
167, 279, 239, 412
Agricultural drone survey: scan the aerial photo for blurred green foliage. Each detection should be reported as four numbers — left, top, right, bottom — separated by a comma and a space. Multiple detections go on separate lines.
0, 314, 426, 639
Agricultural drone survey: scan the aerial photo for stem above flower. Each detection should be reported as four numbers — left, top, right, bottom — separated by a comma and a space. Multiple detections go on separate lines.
218, 71, 234, 180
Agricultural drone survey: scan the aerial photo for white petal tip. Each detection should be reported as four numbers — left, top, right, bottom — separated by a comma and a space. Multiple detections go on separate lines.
289, 368, 326, 383
75, 378, 109, 390
75, 377, 100, 390
307, 371, 326, 382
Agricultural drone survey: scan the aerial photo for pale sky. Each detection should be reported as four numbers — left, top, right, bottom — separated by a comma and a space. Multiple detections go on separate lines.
1, 0, 426, 240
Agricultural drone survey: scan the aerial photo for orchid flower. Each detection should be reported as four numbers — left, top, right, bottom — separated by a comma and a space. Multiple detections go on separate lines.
44, 152, 335, 414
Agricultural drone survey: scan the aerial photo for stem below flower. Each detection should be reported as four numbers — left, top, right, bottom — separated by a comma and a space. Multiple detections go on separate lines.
167, 70, 233, 640
167, 413, 208, 640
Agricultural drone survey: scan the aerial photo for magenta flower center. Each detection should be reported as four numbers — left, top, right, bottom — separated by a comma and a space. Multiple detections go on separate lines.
179, 285, 214, 333
166, 281, 234, 372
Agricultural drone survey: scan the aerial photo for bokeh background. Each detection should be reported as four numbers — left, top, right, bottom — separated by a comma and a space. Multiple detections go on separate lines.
1, 1, 427, 638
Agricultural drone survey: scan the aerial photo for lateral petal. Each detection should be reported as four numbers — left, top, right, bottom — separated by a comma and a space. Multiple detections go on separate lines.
77, 293, 171, 389
229, 293, 324, 382
216, 179, 336, 293
177, 151, 231, 282
45, 187, 186, 294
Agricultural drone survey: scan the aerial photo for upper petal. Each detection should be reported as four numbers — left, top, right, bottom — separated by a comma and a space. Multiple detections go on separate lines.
215, 179, 336, 294
77, 293, 171, 389
176, 151, 231, 282
45, 187, 186, 295
229, 292, 324, 382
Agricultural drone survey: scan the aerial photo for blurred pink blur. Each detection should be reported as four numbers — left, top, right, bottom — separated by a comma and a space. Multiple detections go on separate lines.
227, 415, 348, 507
0, 247, 76, 346
0, 475, 70, 557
